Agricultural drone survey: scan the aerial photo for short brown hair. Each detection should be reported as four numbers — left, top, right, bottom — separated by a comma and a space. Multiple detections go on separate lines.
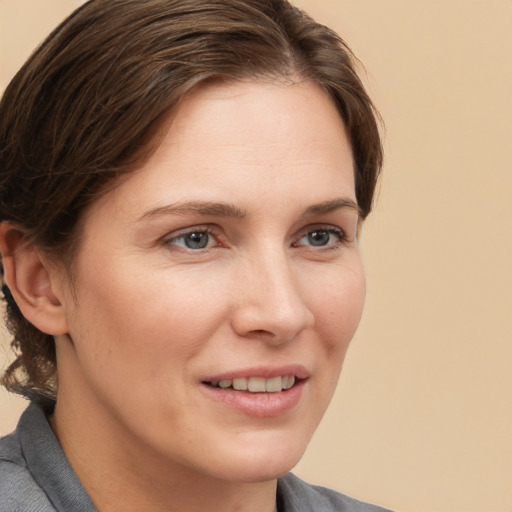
0, 0, 382, 401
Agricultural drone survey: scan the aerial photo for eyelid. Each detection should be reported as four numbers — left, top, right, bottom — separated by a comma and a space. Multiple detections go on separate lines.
160, 222, 351, 252
162, 224, 223, 249
292, 224, 348, 248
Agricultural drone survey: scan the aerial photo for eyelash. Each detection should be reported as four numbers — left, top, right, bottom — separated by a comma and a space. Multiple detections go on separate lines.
293, 226, 347, 250
163, 224, 348, 252
164, 226, 221, 251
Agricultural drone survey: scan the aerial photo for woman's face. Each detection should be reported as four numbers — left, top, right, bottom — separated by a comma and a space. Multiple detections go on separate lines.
55, 80, 365, 483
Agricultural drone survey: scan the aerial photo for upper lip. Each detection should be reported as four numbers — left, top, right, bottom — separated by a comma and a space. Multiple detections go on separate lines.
201, 364, 309, 383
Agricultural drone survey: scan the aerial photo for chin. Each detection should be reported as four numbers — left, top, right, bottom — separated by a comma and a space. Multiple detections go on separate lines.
219, 458, 300, 484
208, 432, 310, 484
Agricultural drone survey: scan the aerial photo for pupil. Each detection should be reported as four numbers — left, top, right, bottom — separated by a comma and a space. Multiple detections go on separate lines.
185, 232, 209, 249
308, 231, 329, 246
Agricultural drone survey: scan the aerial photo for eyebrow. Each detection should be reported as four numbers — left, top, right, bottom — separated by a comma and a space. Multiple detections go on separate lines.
303, 197, 361, 217
139, 197, 360, 221
140, 201, 247, 220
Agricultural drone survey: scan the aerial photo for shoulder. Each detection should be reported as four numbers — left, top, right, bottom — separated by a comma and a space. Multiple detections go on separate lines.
0, 425, 56, 511
277, 473, 393, 512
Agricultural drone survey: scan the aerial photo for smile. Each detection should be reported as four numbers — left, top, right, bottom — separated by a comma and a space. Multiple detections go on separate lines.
201, 373, 306, 418
204, 375, 296, 393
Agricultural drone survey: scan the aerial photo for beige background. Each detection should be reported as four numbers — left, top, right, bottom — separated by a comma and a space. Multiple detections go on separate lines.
1, 1, 511, 511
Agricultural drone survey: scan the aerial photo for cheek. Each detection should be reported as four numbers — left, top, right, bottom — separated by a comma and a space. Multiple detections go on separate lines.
307, 262, 366, 350
69, 262, 228, 368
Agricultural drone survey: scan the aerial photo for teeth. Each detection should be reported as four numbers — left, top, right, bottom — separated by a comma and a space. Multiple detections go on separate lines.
209, 375, 297, 393
283, 375, 296, 390
232, 378, 248, 391
265, 376, 282, 392
248, 377, 266, 392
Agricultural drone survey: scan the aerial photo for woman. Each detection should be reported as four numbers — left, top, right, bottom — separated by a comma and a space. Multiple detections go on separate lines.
0, 1, 388, 510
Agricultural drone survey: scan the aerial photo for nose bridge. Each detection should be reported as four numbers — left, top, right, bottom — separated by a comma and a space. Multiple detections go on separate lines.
232, 243, 314, 341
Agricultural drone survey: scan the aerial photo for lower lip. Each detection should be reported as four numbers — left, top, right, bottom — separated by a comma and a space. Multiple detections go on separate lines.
201, 379, 306, 418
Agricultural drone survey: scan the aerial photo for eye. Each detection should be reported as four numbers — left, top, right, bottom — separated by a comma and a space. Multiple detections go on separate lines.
294, 227, 346, 248
166, 229, 218, 250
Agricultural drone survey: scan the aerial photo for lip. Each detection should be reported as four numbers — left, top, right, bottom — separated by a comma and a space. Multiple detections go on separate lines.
200, 365, 309, 418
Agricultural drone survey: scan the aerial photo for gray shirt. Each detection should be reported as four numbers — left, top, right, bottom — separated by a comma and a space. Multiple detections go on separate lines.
0, 403, 391, 511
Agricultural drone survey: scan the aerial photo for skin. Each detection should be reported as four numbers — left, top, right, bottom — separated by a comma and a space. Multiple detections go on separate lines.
3, 80, 366, 512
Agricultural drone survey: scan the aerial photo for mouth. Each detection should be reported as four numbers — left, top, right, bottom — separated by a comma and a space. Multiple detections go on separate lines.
200, 366, 309, 417
202, 375, 298, 393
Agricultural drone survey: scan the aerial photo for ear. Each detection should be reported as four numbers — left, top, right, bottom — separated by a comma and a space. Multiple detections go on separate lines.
0, 222, 69, 336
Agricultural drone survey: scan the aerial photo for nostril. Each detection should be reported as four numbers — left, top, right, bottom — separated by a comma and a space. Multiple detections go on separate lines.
245, 329, 278, 341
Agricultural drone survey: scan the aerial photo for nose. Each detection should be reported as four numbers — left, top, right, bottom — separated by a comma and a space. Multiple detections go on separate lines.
230, 250, 315, 344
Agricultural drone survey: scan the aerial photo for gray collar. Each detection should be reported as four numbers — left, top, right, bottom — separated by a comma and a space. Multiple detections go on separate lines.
18, 402, 97, 511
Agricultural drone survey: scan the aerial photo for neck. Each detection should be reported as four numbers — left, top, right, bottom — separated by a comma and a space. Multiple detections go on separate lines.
50, 389, 278, 512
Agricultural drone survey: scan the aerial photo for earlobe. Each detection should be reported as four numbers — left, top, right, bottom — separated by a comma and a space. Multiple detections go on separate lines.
0, 222, 69, 336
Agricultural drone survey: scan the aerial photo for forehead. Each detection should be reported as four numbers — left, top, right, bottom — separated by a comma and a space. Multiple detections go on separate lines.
167, 79, 350, 158
84, 80, 355, 225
